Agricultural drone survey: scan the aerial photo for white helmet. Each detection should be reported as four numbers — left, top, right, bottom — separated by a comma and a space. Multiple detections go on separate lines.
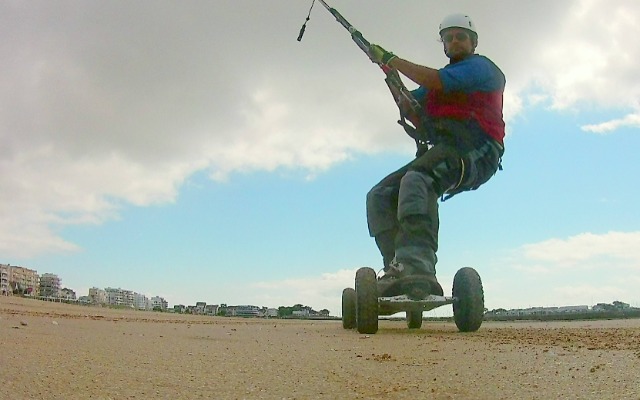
439, 13, 477, 35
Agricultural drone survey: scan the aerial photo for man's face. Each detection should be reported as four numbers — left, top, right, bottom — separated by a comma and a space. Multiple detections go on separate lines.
441, 28, 474, 61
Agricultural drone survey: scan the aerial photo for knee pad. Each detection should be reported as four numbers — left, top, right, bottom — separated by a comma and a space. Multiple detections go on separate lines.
397, 171, 438, 220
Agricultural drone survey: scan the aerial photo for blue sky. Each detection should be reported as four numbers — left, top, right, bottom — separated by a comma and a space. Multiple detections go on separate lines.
2, 1, 639, 316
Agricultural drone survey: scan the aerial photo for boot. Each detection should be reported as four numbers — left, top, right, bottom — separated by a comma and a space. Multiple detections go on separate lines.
377, 260, 443, 298
377, 261, 405, 297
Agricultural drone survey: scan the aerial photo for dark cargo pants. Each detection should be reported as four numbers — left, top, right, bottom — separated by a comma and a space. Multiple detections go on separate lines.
366, 120, 503, 275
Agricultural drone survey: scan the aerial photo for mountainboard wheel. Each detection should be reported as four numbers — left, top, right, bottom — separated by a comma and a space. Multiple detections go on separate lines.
406, 310, 423, 329
355, 267, 378, 334
341, 288, 356, 329
452, 267, 484, 332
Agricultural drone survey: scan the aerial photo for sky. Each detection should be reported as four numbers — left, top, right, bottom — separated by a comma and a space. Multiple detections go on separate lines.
2, 0, 639, 317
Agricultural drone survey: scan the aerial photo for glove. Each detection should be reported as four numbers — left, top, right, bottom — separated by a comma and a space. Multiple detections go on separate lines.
368, 44, 397, 66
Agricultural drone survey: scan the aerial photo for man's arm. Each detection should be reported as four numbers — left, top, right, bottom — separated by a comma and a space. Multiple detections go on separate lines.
388, 57, 443, 91
368, 44, 443, 91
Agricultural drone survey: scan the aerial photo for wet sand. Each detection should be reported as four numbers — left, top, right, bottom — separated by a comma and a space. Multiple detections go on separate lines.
1, 296, 639, 399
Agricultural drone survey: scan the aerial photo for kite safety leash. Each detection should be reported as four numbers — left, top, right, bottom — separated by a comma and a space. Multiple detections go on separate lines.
296, 0, 316, 42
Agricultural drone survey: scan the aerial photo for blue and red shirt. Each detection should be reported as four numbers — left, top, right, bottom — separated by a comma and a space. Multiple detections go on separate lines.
411, 54, 506, 145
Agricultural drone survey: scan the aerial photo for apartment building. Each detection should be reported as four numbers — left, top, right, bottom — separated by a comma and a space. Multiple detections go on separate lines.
151, 296, 168, 311
134, 292, 153, 310
204, 304, 219, 316
105, 287, 135, 308
105, 287, 123, 305
194, 301, 207, 315
88, 287, 108, 304
1, 264, 38, 296
123, 290, 134, 307
0, 264, 9, 295
229, 305, 261, 317
39, 273, 61, 298
60, 288, 77, 300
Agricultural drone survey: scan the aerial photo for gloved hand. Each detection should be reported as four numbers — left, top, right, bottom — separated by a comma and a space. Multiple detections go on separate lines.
368, 44, 397, 66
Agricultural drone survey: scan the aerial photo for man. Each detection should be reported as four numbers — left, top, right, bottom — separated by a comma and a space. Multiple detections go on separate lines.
366, 13, 505, 298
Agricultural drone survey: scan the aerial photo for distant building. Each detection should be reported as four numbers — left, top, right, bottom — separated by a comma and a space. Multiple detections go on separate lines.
88, 287, 108, 305
227, 305, 260, 317
1, 264, 38, 296
557, 305, 589, 313
122, 290, 134, 307
292, 309, 310, 318
105, 287, 123, 306
0, 264, 9, 295
204, 304, 219, 316
151, 296, 168, 311
195, 302, 207, 315
105, 288, 135, 308
134, 292, 150, 310
60, 288, 76, 300
487, 305, 592, 317
265, 308, 278, 318
39, 273, 62, 298
613, 301, 630, 310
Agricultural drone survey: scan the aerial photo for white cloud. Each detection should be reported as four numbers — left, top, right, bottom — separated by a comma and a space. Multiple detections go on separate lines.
581, 112, 640, 133
540, 1, 640, 111
482, 231, 640, 308
519, 231, 640, 269
493, 1, 640, 131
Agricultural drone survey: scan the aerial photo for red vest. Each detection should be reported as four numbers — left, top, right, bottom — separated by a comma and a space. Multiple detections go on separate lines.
426, 89, 505, 145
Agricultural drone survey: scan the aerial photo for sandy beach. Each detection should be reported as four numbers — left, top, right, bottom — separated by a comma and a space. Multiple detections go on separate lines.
1, 296, 639, 400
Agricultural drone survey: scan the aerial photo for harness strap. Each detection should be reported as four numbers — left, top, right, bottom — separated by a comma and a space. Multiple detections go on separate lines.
442, 139, 503, 202
452, 157, 466, 191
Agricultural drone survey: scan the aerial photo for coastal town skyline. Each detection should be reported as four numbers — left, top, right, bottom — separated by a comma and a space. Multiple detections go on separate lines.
3, 263, 637, 321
